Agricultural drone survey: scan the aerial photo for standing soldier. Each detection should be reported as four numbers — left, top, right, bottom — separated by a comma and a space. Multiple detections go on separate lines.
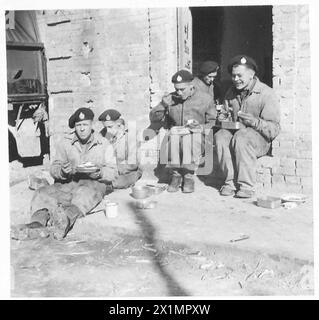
150, 70, 216, 193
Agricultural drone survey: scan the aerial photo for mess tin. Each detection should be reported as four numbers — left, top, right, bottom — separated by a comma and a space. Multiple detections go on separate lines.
135, 199, 157, 209
170, 126, 190, 135
76, 162, 99, 173
216, 121, 245, 130
131, 186, 151, 199
257, 196, 282, 209
146, 184, 167, 195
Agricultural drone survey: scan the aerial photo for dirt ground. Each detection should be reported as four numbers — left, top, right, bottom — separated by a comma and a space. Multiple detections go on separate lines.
10, 161, 314, 297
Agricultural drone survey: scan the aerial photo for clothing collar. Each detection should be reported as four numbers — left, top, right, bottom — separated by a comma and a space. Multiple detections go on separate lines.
232, 76, 261, 98
71, 130, 102, 146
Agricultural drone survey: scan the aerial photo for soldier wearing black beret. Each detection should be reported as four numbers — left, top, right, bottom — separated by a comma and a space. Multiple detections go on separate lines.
150, 69, 216, 193
68, 107, 94, 129
193, 60, 222, 103
214, 55, 280, 198
13, 107, 119, 240
99, 109, 142, 189
98, 109, 121, 123
227, 55, 258, 74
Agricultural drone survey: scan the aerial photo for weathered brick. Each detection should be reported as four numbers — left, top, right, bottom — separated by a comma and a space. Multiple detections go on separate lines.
300, 176, 313, 187
257, 174, 272, 184
280, 158, 296, 168
271, 183, 292, 193
258, 156, 280, 168
296, 159, 312, 169
284, 175, 301, 184
272, 174, 285, 184
284, 184, 303, 193
272, 166, 296, 176
301, 185, 313, 195
263, 183, 272, 191
296, 167, 312, 177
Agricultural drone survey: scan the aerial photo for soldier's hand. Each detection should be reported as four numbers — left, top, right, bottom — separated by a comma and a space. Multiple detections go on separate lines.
61, 162, 73, 177
237, 112, 258, 128
88, 168, 102, 180
161, 94, 172, 108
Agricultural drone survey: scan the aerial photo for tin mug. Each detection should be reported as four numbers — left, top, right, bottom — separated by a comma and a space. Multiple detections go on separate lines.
105, 201, 118, 218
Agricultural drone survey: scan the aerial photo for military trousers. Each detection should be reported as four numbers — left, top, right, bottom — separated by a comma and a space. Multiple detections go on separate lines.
30, 179, 107, 229
214, 128, 270, 191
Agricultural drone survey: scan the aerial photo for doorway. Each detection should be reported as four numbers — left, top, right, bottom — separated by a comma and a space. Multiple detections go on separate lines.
190, 6, 273, 97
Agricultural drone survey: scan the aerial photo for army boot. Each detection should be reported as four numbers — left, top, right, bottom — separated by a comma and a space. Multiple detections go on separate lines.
167, 172, 182, 192
182, 173, 195, 193
49, 204, 82, 240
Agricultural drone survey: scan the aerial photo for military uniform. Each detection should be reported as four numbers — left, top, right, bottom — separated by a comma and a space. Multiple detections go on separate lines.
150, 70, 216, 192
27, 108, 118, 239
193, 61, 222, 103
214, 56, 280, 196
193, 77, 215, 101
99, 109, 142, 189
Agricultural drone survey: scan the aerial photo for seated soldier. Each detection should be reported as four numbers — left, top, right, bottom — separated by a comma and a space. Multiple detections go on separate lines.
193, 60, 222, 104
11, 107, 118, 240
99, 109, 142, 189
214, 55, 280, 198
149, 70, 216, 193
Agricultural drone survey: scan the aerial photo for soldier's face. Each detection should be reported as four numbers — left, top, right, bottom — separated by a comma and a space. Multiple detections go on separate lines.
231, 65, 255, 91
203, 71, 217, 85
75, 120, 93, 142
174, 82, 194, 100
104, 122, 123, 138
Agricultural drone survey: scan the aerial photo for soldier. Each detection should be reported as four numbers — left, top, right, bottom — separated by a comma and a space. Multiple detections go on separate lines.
193, 60, 222, 103
149, 70, 216, 193
214, 55, 280, 198
98, 109, 142, 189
11, 107, 118, 240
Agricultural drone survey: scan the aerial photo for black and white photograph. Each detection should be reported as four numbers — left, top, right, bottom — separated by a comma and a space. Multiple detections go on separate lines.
1, 0, 317, 299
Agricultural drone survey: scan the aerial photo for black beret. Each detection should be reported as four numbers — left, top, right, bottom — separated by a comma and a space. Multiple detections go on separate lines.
68, 107, 94, 129
98, 109, 121, 122
171, 70, 194, 84
199, 61, 219, 75
227, 55, 258, 74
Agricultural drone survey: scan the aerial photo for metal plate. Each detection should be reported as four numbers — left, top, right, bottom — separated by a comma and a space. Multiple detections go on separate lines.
281, 193, 307, 203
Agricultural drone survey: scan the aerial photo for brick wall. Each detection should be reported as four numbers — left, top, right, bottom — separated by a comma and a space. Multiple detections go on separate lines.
36, 8, 177, 137
256, 5, 312, 194
35, 7, 312, 194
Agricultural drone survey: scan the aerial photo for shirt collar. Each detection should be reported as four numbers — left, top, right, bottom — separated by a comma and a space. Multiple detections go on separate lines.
234, 76, 261, 97
71, 130, 102, 146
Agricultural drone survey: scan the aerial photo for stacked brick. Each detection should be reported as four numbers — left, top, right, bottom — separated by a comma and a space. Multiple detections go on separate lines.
36, 8, 177, 137
256, 5, 312, 194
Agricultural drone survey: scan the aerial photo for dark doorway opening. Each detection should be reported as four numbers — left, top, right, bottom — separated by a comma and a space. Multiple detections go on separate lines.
191, 6, 273, 98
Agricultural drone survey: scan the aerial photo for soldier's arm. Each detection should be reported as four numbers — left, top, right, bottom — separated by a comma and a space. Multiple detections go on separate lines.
203, 99, 217, 129
149, 93, 173, 122
254, 90, 281, 142
99, 142, 119, 183
50, 138, 70, 180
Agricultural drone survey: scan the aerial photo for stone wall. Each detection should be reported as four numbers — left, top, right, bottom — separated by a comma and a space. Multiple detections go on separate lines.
257, 5, 312, 194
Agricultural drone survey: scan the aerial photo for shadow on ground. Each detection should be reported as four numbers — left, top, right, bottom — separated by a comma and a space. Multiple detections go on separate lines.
127, 201, 190, 296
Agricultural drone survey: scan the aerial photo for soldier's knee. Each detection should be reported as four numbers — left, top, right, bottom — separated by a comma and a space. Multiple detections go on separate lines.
232, 129, 250, 150
214, 129, 232, 147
